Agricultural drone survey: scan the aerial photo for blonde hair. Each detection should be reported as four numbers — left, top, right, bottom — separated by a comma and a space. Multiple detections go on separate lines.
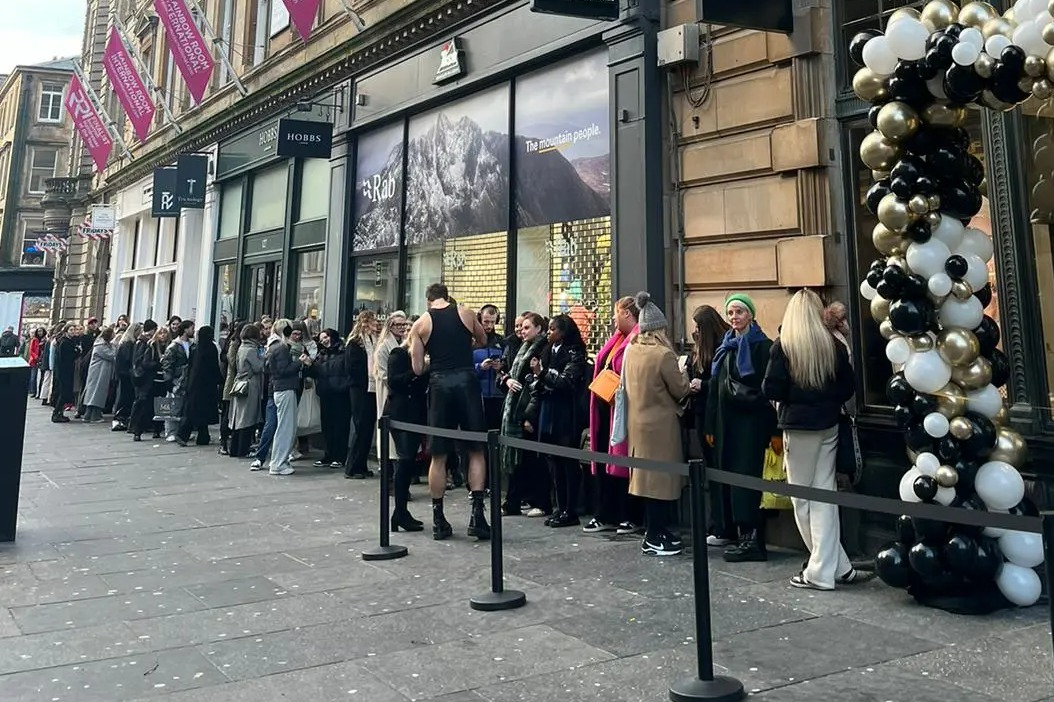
376, 311, 407, 352
633, 328, 673, 350
348, 310, 378, 347
616, 296, 640, 320
779, 289, 837, 391
272, 318, 293, 339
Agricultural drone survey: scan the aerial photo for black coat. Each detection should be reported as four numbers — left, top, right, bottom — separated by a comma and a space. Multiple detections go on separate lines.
54, 337, 79, 404
132, 341, 168, 400
386, 346, 428, 424
307, 340, 351, 396
526, 341, 588, 445
116, 339, 135, 378
183, 341, 222, 426
344, 341, 369, 393
762, 338, 855, 431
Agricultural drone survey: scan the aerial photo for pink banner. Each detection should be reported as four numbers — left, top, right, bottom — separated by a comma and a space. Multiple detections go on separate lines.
103, 28, 155, 142
283, 0, 322, 40
153, 0, 214, 104
64, 76, 114, 173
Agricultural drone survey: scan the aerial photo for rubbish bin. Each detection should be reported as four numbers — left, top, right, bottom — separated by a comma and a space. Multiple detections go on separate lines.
0, 357, 30, 542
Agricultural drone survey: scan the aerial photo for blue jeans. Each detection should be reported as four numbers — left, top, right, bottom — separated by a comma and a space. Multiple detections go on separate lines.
255, 397, 278, 462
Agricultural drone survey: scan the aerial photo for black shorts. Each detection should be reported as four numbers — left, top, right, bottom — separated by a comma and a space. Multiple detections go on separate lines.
427, 369, 486, 456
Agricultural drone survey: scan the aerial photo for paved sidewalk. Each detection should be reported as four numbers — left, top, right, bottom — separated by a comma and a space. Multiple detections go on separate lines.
0, 402, 1051, 702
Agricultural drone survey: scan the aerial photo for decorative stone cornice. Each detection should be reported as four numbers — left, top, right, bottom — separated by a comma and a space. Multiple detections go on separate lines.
103, 0, 506, 192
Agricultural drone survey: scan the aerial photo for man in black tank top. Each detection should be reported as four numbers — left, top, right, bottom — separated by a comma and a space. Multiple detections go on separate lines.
409, 283, 490, 541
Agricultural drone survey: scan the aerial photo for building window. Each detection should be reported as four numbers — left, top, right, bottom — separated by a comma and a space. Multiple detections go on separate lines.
218, 181, 243, 238
270, 0, 290, 36
249, 165, 287, 232
215, 263, 235, 338
38, 82, 64, 122
27, 147, 58, 194
20, 219, 47, 267
1022, 109, 1054, 413
218, 0, 236, 86
352, 255, 399, 319
297, 158, 329, 222
294, 249, 324, 322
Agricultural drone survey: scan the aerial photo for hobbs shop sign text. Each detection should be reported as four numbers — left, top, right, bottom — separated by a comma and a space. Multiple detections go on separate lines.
276, 118, 334, 159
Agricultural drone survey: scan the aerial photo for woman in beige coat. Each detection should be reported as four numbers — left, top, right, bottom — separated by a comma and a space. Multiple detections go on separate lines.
624, 292, 693, 557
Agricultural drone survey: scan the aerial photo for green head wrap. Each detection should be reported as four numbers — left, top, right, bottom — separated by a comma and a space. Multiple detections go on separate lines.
724, 293, 756, 318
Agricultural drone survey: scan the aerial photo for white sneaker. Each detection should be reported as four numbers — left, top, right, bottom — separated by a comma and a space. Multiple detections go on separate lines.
166, 435, 177, 443
526, 508, 548, 518
289, 450, 303, 461
249, 459, 263, 471
617, 521, 642, 535
269, 466, 295, 476
706, 535, 735, 547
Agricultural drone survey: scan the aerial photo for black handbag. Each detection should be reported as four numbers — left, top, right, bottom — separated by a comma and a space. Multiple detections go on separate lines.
836, 407, 863, 485
725, 374, 764, 408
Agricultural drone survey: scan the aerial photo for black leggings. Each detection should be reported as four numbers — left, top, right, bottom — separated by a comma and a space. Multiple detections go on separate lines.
392, 428, 420, 515
229, 427, 255, 457
347, 389, 376, 476
130, 393, 162, 436
321, 393, 351, 464
550, 455, 582, 517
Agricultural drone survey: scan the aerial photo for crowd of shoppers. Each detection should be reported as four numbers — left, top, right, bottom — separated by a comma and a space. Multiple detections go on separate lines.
31, 282, 866, 588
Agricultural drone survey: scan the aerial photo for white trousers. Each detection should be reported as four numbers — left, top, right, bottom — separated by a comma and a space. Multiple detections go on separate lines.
784, 425, 852, 589
271, 390, 298, 472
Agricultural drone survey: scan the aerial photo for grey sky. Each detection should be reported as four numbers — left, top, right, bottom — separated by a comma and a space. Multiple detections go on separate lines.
0, 1, 85, 74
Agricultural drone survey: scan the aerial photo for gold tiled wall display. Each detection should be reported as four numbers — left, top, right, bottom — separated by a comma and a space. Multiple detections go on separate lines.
443, 230, 509, 334
549, 216, 612, 355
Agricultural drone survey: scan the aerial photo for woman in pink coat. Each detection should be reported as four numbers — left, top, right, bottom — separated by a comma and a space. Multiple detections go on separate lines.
584, 296, 642, 535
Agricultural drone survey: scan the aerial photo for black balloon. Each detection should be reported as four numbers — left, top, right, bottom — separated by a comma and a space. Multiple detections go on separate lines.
890, 177, 914, 199
944, 64, 983, 103
889, 73, 932, 105
849, 30, 882, 67
937, 435, 961, 463
963, 154, 985, 186
930, 146, 963, 173
902, 274, 928, 300
877, 264, 908, 299
866, 267, 884, 289
895, 515, 917, 545
940, 183, 982, 219
975, 316, 1001, 356
887, 373, 915, 406
907, 423, 934, 452
913, 475, 939, 501
967, 538, 1003, 582
914, 175, 938, 195
909, 542, 945, 577
974, 283, 992, 308
945, 255, 968, 280
866, 180, 892, 216
889, 299, 933, 335
945, 534, 978, 575
907, 219, 932, 243
910, 392, 938, 417
999, 45, 1026, 71
891, 157, 922, 183
989, 348, 1010, 388
1010, 498, 1039, 518
868, 104, 883, 128
913, 516, 949, 543
954, 460, 980, 498
894, 405, 914, 428
876, 543, 914, 589
945, 23, 964, 37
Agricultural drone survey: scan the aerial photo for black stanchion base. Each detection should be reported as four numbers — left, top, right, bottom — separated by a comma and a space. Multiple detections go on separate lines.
470, 589, 527, 612
361, 544, 408, 561
668, 675, 745, 702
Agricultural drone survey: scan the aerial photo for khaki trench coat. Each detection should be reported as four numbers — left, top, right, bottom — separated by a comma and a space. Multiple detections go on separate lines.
624, 341, 691, 501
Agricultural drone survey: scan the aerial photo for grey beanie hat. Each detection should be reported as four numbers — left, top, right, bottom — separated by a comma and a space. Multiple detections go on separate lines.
635, 291, 667, 333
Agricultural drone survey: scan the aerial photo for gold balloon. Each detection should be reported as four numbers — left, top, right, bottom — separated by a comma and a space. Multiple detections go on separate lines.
936, 382, 968, 418
989, 426, 1028, 466
952, 356, 993, 390
935, 465, 959, 488
853, 68, 889, 103
1026, 55, 1047, 78
993, 406, 1010, 426
860, 131, 903, 170
873, 223, 909, 255
877, 102, 921, 142
982, 17, 1014, 40
922, 0, 960, 30
1043, 21, 1054, 46
925, 211, 943, 227
1035, 79, 1054, 101
1018, 77, 1036, 94
910, 334, 935, 352
878, 193, 915, 232
1049, 0, 1054, 18
909, 194, 930, 215
1046, 47, 1054, 83
922, 103, 967, 127
927, 195, 942, 211
949, 416, 975, 440
980, 178, 988, 198
1004, 8, 1015, 22
872, 169, 891, 181
951, 280, 974, 300
937, 328, 981, 366
975, 52, 996, 79
871, 295, 891, 323
959, 1, 997, 28
980, 89, 1016, 111
880, 320, 898, 340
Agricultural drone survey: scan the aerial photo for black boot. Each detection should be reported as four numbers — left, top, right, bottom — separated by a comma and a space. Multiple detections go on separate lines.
723, 528, 767, 563
392, 459, 423, 532
467, 491, 491, 540
432, 498, 453, 540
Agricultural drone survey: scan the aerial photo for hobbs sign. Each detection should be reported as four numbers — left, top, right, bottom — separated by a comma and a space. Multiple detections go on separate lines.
276, 118, 333, 159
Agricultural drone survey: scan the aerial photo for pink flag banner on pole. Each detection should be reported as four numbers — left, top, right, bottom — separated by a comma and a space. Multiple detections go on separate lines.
283, 0, 322, 40
103, 28, 155, 141
153, 0, 214, 104
65, 76, 114, 173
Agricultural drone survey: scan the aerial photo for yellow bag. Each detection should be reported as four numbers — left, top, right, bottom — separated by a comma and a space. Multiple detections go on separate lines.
760, 447, 793, 510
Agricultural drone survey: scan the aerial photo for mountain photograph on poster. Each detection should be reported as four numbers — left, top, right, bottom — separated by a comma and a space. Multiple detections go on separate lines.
352, 122, 404, 251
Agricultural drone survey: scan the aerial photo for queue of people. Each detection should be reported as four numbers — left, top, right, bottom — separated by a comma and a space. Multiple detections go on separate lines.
34, 283, 866, 588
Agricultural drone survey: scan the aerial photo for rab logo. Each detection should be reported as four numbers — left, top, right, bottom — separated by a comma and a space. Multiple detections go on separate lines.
160, 191, 175, 210
434, 38, 464, 84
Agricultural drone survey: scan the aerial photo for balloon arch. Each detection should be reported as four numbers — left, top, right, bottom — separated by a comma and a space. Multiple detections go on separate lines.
851, 0, 1046, 607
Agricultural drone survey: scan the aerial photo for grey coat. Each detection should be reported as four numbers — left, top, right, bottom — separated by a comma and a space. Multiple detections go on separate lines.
83, 340, 116, 409
229, 341, 265, 430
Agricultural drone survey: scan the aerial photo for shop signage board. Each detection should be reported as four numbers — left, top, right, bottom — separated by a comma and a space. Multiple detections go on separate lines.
433, 38, 466, 84
529, 0, 619, 20
697, 0, 793, 33
176, 154, 208, 208
151, 167, 180, 218
276, 118, 333, 159
90, 205, 116, 230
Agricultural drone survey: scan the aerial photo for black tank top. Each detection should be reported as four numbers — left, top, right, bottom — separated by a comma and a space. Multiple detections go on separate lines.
426, 304, 473, 372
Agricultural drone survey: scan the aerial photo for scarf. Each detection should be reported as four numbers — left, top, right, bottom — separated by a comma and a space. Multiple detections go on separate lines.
499, 335, 547, 475
711, 323, 768, 379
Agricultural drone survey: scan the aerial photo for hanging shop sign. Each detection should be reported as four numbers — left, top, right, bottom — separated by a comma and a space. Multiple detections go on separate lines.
433, 38, 466, 84
176, 154, 208, 208
529, 0, 619, 21
90, 204, 116, 230
697, 0, 793, 34
154, 0, 215, 103
103, 27, 155, 142
276, 118, 333, 159
151, 167, 180, 218
64, 75, 114, 173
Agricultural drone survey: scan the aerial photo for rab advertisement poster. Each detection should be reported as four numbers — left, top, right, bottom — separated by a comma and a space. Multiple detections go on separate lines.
352, 122, 405, 251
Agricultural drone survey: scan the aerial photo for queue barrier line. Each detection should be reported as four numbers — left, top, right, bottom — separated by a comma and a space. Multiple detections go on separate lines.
374, 417, 1054, 702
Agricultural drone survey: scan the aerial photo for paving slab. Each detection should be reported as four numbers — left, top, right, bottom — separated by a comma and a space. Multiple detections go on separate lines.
10, 587, 207, 634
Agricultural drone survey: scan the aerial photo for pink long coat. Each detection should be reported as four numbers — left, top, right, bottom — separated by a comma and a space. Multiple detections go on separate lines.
589, 328, 635, 478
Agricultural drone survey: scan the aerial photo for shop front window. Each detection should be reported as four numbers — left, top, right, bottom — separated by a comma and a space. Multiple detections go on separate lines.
1022, 106, 1054, 412
218, 181, 243, 238
844, 111, 998, 407
353, 255, 399, 319
249, 165, 287, 232
297, 158, 329, 222
215, 263, 235, 339
294, 249, 324, 324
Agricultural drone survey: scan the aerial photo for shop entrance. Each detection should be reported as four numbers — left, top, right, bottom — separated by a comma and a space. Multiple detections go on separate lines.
242, 260, 283, 323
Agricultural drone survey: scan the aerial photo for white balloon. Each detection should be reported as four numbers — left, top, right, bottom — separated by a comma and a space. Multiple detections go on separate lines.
986, 35, 1012, 56
960, 227, 994, 263
923, 412, 950, 438
935, 486, 957, 506
904, 349, 953, 394
967, 384, 1004, 419
939, 296, 984, 330
886, 336, 912, 365
952, 41, 982, 66
996, 563, 1042, 607
932, 215, 965, 251
1013, 20, 1046, 56
863, 36, 899, 74
928, 272, 953, 298
1000, 530, 1045, 568
984, 509, 1010, 539
916, 452, 941, 475
860, 280, 878, 301
976, 460, 1026, 510
906, 239, 952, 279
959, 27, 985, 47
964, 253, 989, 292
887, 18, 931, 60
899, 467, 923, 503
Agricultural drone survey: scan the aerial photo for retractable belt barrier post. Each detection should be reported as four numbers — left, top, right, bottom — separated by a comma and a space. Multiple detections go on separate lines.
362, 416, 408, 562
370, 420, 1051, 698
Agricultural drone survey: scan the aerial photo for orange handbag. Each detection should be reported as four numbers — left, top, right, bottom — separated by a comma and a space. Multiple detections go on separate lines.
588, 351, 621, 404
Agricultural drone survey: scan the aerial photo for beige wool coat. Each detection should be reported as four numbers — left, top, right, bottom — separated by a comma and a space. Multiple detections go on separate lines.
624, 341, 691, 501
